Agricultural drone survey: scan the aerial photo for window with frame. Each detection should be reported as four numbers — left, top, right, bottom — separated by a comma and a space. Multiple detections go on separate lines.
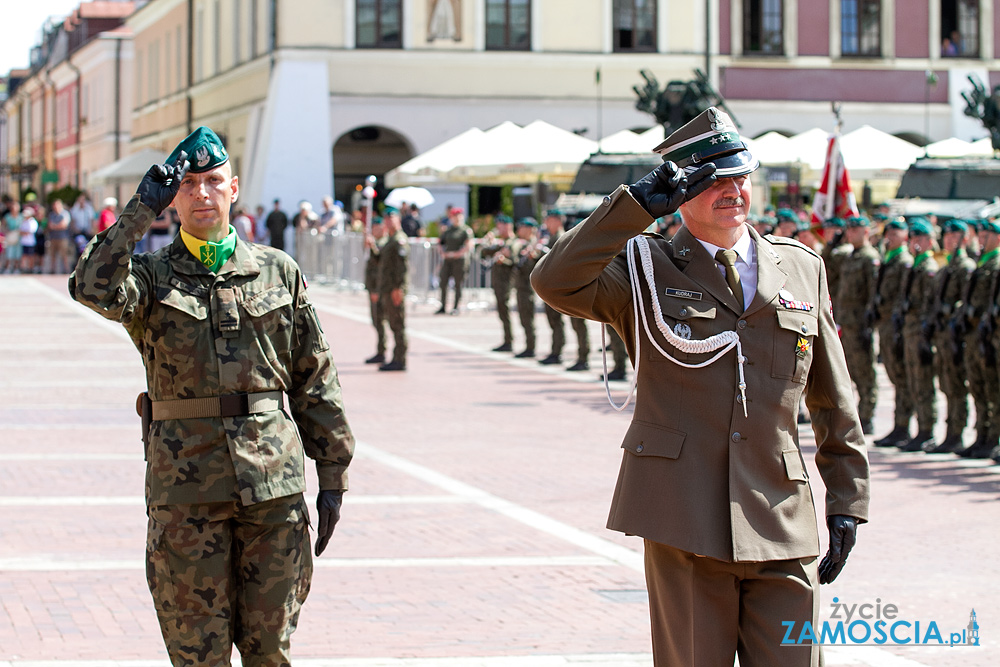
743, 0, 783, 55
357, 0, 402, 48
613, 0, 656, 52
841, 0, 880, 56
941, 0, 979, 57
486, 0, 530, 50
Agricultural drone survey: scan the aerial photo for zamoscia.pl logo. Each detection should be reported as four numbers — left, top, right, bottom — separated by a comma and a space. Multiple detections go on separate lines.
781, 598, 980, 647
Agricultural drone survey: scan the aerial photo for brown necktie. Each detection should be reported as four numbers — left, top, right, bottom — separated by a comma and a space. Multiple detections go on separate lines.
715, 249, 744, 308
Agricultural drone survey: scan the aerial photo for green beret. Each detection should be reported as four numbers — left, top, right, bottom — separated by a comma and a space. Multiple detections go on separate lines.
885, 217, 908, 231
167, 126, 229, 173
983, 219, 1000, 234
517, 216, 539, 228
824, 217, 846, 229
776, 208, 797, 222
908, 218, 934, 237
383, 206, 400, 215
545, 209, 565, 218
942, 219, 969, 234
846, 216, 870, 228
494, 213, 513, 224
371, 216, 384, 225
796, 219, 811, 232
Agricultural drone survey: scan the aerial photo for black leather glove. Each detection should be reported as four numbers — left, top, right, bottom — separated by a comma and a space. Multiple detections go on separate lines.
629, 161, 718, 219
314, 489, 343, 557
136, 150, 189, 216
818, 515, 858, 584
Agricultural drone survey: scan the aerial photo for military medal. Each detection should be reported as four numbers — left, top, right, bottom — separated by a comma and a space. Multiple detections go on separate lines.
778, 289, 814, 312
796, 336, 810, 359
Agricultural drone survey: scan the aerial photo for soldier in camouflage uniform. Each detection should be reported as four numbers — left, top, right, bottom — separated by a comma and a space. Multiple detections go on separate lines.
364, 217, 387, 364
955, 219, 1000, 458
895, 219, 939, 452
68, 127, 354, 666
819, 217, 852, 318
871, 219, 915, 447
836, 216, 880, 434
512, 217, 543, 358
540, 210, 591, 370
927, 219, 976, 453
435, 206, 473, 314
479, 213, 516, 352
377, 208, 409, 371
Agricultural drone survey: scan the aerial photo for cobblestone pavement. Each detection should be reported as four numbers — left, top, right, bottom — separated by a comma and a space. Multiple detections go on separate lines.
0, 274, 997, 667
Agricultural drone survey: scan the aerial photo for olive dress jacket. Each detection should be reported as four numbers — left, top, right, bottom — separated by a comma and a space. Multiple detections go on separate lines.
530, 186, 870, 563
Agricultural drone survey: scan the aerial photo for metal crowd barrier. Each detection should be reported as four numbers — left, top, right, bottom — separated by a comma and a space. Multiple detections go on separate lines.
295, 228, 495, 310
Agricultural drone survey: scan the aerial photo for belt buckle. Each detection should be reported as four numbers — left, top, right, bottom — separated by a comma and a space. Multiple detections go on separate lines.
219, 393, 250, 417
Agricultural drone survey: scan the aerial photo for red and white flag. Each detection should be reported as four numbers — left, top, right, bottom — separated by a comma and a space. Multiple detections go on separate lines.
810, 134, 859, 227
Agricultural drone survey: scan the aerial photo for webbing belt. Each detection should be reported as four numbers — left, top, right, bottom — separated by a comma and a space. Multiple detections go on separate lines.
147, 391, 284, 420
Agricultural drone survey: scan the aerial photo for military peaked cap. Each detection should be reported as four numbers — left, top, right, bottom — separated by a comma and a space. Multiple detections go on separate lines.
652, 107, 759, 178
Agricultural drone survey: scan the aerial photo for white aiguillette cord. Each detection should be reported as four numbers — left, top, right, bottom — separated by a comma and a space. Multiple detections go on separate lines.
602, 234, 748, 417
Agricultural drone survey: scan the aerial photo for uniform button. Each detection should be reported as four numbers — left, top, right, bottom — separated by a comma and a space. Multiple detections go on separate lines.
801, 325, 808, 333
603, 196, 612, 206
679, 307, 688, 316
731, 432, 742, 442
636, 444, 644, 453
738, 320, 747, 329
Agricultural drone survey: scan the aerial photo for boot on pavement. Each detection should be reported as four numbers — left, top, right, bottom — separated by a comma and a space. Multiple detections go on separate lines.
539, 354, 562, 365
898, 431, 935, 452
365, 353, 385, 364
514, 349, 535, 358
875, 425, 910, 447
492, 342, 513, 353
378, 360, 406, 371
928, 434, 965, 454
958, 435, 996, 459
567, 360, 590, 371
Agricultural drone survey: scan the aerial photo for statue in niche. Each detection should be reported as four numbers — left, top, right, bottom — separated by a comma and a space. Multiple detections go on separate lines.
428, 0, 461, 42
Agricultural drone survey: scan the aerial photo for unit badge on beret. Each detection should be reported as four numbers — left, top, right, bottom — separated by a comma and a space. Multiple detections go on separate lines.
796, 336, 810, 359
674, 322, 692, 340
195, 146, 210, 168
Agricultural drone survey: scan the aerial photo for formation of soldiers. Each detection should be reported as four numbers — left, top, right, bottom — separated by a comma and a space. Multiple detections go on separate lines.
828, 212, 1000, 464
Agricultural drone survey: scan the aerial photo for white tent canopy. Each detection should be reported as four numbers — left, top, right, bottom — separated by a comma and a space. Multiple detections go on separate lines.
840, 126, 925, 171
598, 128, 652, 154
923, 137, 975, 158
90, 148, 167, 185
385, 127, 486, 188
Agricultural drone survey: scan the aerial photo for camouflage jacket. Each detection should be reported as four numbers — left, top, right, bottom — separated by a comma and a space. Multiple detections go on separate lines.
931, 250, 975, 333
69, 196, 354, 506
873, 246, 913, 329
364, 237, 384, 293
377, 230, 409, 294
835, 243, 880, 329
480, 236, 515, 281
899, 252, 938, 332
440, 224, 473, 254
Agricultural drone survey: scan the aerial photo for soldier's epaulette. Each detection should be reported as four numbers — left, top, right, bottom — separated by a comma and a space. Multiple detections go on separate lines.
764, 234, 822, 259
642, 231, 664, 240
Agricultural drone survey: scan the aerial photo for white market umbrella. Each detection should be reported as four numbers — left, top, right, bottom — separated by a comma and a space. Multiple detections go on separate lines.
923, 137, 975, 158
385, 186, 435, 209
385, 127, 487, 187
90, 148, 167, 185
599, 128, 650, 153
968, 137, 996, 156
840, 126, 924, 171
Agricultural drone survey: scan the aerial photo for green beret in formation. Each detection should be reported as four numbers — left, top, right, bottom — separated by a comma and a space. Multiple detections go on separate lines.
824, 217, 846, 229
982, 219, 1000, 234
941, 218, 969, 234
885, 217, 908, 231
517, 216, 539, 228
494, 213, 513, 224
908, 218, 934, 237
167, 126, 229, 173
846, 216, 870, 228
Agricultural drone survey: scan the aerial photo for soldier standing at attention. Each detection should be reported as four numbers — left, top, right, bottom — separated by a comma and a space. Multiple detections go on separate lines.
540, 209, 591, 370
927, 219, 976, 453
836, 216, 880, 434
435, 206, 473, 315
819, 217, 852, 319
955, 219, 1000, 458
531, 108, 869, 667
68, 127, 354, 665
480, 213, 516, 352
512, 217, 543, 358
896, 219, 939, 452
872, 219, 915, 447
364, 217, 387, 365
377, 208, 409, 371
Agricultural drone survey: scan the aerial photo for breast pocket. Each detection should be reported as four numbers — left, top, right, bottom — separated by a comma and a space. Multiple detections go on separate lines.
151, 288, 211, 389
647, 298, 718, 364
771, 309, 818, 384
242, 285, 295, 362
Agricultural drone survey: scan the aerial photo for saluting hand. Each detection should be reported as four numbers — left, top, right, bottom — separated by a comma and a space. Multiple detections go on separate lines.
136, 151, 190, 216
315, 489, 344, 556
629, 161, 717, 219
818, 515, 858, 584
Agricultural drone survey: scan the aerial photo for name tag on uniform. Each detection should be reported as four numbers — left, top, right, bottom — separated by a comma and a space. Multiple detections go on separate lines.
665, 288, 702, 300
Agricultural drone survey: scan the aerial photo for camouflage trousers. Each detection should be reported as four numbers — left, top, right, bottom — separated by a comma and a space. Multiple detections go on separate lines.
381, 294, 407, 364
492, 273, 513, 345
902, 326, 937, 432
934, 332, 970, 438
369, 291, 386, 356
570, 317, 590, 365
439, 258, 468, 310
146, 494, 312, 667
515, 285, 536, 351
544, 304, 566, 356
841, 324, 878, 423
964, 332, 999, 439
877, 325, 914, 428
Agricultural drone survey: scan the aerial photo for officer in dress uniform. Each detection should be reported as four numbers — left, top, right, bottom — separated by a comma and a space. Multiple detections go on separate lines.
69, 127, 354, 665
871, 219, 915, 447
927, 219, 976, 453
531, 107, 870, 667
895, 219, 939, 452
480, 213, 516, 352
836, 216, 880, 434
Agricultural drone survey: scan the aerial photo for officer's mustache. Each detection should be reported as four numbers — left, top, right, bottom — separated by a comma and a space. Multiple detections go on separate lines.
713, 197, 745, 209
